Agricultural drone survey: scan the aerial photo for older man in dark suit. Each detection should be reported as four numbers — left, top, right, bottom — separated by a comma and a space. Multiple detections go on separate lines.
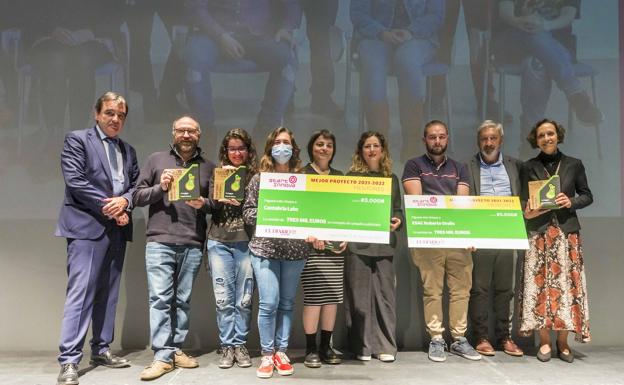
466, 120, 523, 358
55, 92, 139, 385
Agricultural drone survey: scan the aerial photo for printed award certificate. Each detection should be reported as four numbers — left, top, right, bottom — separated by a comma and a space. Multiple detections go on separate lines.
404, 195, 529, 249
256, 173, 392, 244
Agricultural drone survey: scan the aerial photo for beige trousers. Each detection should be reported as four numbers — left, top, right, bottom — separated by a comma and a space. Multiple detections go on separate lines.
410, 248, 473, 339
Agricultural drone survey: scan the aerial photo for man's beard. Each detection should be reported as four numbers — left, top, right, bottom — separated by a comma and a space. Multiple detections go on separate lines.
175, 140, 197, 155
480, 146, 498, 157
426, 143, 447, 156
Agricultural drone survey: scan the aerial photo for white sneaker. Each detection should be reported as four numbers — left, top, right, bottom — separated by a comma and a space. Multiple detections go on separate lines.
356, 354, 372, 361
374, 353, 395, 362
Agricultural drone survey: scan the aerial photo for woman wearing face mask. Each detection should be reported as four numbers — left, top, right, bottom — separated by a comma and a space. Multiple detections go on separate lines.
299, 130, 347, 368
344, 131, 403, 363
520, 119, 593, 363
207, 128, 258, 369
242, 127, 312, 378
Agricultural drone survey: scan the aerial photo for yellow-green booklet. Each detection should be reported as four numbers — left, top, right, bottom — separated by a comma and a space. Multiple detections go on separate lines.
528, 175, 560, 210
213, 166, 247, 201
166, 164, 200, 201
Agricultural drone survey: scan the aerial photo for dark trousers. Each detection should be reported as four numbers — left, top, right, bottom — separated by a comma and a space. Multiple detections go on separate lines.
431, 0, 494, 107
468, 249, 514, 342
31, 40, 111, 130
126, 0, 185, 114
345, 254, 397, 356
58, 228, 126, 364
301, 0, 339, 101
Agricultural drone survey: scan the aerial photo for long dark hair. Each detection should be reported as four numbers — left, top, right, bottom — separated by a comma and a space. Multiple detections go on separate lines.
218, 128, 258, 177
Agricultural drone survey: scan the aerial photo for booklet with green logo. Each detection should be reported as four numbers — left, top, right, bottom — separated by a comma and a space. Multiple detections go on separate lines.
528, 175, 561, 210
213, 166, 247, 201
166, 164, 200, 201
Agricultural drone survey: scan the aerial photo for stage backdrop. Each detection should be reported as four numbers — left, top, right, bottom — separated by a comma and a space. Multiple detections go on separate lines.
0, 0, 622, 351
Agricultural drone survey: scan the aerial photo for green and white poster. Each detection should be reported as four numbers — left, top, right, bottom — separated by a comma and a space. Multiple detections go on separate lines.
404, 195, 529, 249
256, 173, 392, 244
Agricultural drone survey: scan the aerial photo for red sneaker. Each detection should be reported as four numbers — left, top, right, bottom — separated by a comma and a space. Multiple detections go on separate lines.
273, 352, 294, 376
256, 355, 274, 379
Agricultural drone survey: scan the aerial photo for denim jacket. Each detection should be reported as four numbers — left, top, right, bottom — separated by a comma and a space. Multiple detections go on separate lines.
350, 0, 444, 44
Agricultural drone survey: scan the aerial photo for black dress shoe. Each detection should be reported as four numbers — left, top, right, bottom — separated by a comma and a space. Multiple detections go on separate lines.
304, 351, 322, 368
319, 347, 342, 365
57, 363, 79, 385
90, 350, 131, 368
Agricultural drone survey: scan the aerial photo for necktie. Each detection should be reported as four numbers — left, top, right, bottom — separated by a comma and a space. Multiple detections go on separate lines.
104, 136, 125, 196
104, 137, 119, 173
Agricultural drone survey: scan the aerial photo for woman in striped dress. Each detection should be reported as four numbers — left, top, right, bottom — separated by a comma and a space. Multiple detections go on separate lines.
300, 130, 347, 368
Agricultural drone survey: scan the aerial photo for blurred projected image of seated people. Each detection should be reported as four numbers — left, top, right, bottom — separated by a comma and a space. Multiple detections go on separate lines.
182, 0, 301, 143
27, 0, 124, 133
493, 0, 603, 138
350, 0, 444, 162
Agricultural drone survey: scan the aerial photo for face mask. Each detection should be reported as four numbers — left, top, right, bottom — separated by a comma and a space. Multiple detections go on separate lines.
271, 144, 293, 165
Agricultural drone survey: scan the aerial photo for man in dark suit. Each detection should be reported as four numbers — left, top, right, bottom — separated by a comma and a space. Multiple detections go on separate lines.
466, 120, 523, 358
55, 92, 139, 385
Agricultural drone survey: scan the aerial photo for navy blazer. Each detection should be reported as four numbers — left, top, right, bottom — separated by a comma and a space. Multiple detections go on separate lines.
55, 126, 139, 241
520, 152, 593, 234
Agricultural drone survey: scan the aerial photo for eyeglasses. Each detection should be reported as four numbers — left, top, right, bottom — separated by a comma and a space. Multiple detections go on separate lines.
174, 128, 200, 136
227, 146, 248, 153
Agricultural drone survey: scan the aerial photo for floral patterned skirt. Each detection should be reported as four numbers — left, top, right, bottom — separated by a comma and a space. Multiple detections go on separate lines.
518, 225, 591, 342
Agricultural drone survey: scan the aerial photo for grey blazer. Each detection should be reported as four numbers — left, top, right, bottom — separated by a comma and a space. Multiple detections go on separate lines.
467, 153, 522, 196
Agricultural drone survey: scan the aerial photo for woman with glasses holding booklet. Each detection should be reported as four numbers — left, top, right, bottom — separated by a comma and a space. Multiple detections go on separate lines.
206, 128, 258, 369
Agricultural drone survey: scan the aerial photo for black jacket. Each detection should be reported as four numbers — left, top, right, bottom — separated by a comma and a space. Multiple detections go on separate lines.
520, 152, 593, 234
346, 171, 404, 257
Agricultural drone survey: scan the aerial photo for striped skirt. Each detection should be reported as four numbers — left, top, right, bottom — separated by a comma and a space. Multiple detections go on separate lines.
301, 253, 345, 306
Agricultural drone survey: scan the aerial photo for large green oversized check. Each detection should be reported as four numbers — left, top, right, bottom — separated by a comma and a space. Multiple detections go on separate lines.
256, 173, 392, 244
404, 195, 529, 249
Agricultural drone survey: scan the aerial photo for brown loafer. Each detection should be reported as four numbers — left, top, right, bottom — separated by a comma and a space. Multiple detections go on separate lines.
475, 339, 495, 356
174, 351, 199, 368
501, 338, 523, 357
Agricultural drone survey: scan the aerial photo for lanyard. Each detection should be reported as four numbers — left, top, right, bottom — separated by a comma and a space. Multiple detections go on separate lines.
543, 161, 561, 178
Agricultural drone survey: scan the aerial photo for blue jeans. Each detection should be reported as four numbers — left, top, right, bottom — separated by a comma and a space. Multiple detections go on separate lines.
251, 254, 306, 354
145, 242, 202, 363
183, 32, 297, 129
207, 240, 254, 347
358, 38, 434, 126
496, 28, 583, 125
